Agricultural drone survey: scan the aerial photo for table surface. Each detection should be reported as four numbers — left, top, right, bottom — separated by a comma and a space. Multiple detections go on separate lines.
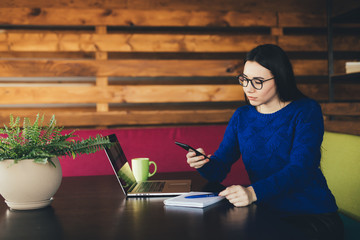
0, 172, 306, 240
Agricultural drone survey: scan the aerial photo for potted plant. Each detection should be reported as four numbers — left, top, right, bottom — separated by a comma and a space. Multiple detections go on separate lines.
0, 114, 112, 210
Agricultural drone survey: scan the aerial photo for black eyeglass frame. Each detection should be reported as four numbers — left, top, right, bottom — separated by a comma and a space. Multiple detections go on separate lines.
237, 74, 274, 90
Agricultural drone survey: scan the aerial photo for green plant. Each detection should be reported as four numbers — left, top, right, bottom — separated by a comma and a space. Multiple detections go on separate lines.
0, 114, 112, 167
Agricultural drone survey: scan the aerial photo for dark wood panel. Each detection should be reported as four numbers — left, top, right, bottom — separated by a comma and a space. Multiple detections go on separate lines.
298, 84, 328, 101
324, 120, 360, 135
333, 84, 360, 101
279, 36, 328, 51
321, 102, 360, 116
300, 83, 360, 102
278, 12, 326, 27
322, 102, 360, 136
332, 0, 360, 18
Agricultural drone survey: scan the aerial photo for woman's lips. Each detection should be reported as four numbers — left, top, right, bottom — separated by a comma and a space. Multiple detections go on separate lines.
247, 96, 257, 101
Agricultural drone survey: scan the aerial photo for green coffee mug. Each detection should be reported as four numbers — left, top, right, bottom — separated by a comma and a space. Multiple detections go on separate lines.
131, 158, 157, 182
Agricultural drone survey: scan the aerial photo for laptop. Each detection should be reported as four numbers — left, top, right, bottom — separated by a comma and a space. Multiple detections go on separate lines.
104, 134, 191, 197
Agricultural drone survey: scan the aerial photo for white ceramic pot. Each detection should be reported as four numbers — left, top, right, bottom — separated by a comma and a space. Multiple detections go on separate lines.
0, 157, 62, 210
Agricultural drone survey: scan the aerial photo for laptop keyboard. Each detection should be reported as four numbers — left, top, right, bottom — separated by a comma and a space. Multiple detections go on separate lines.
135, 181, 166, 192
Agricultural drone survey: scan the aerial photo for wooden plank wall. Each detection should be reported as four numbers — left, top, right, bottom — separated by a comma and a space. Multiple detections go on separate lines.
0, 0, 359, 131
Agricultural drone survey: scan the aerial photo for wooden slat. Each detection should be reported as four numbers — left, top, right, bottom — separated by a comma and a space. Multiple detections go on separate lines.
0, 107, 96, 116
279, 36, 327, 51
291, 60, 328, 76
280, 36, 360, 52
0, 59, 240, 77
298, 84, 328, 101
321, 102, 360, 116
320, 102, 360, 136
324, 120, 360, 136
296, 60, 349, 77
0, 109, 236, 126
8, 32, 359, 53
0, 0, 327, 12
125, 0, 327, 12
0, 33, 276, 52
2, 83, 358, 107
333, 85, 360, 101
7, 33, 359, 53
333, 36, 360, 51
278, 12, 326, 27
0, 59, 330, 77
0, 8, 277, 27
0, 85, 244, 104
300, 84, 360, 101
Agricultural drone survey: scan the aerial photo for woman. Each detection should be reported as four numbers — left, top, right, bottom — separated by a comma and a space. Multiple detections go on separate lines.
186, 44, 344, 240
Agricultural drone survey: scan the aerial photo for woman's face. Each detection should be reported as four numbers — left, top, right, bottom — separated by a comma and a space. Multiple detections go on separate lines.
242, 61, 281, 112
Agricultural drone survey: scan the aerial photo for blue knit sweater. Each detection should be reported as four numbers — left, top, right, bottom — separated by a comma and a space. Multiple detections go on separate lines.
198, 98, 338, 215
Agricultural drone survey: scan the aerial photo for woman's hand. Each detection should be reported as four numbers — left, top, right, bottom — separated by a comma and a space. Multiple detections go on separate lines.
219, 185, 257, 207
186, 148, 210, 169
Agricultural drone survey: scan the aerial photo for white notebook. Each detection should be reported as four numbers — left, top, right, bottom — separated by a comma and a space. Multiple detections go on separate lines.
163, 192, 225, 208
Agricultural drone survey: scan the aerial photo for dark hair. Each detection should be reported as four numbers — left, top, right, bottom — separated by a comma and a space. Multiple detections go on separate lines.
244, 44, 305, 102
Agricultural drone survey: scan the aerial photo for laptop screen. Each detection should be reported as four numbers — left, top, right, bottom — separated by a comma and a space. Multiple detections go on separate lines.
105, 134, 136, 194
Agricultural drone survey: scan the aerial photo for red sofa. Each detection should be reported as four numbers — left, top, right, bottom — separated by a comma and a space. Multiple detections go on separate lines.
60, 125, 250, 186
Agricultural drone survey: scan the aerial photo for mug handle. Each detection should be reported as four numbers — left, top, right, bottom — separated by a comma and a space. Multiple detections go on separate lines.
148, 161, 157, 177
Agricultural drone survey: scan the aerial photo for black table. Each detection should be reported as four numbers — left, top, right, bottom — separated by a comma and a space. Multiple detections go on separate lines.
0, 172, 306, 240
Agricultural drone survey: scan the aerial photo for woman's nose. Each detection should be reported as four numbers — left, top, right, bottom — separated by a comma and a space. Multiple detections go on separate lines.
243, 83, 255, 93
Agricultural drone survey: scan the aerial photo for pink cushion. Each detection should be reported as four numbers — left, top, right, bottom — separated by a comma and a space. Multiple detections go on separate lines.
59, 125, 250, 186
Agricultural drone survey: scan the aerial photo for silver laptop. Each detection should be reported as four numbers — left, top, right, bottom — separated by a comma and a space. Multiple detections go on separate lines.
104, 134, 191, 197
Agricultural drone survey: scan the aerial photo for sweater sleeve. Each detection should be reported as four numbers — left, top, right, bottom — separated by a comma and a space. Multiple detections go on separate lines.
197, 109, 241, 182
251, 101, 324, 202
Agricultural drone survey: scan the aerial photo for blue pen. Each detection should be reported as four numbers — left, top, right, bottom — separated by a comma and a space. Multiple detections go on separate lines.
185, 193, 218, 199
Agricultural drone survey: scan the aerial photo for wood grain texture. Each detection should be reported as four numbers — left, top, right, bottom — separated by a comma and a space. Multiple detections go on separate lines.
0, 8, 277, 26
0, 0, 326, 12
5, 33, 358, 53
278, 12, 326, 27
0, 32, 276, 52
0, 59, 241, 77
324, 120, 360, 136
0, 109, 236, 126
0, 59, 332, 77
0, 0, 357, 131
321, 102, 360, 116
0, 85, 244, 104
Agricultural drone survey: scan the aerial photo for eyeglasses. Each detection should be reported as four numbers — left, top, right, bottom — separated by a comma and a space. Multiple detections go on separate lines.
237, 74, 274, 90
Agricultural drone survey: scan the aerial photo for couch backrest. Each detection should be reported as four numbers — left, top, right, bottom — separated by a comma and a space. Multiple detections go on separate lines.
321, 131, 360, 221
59, 125, 250, 186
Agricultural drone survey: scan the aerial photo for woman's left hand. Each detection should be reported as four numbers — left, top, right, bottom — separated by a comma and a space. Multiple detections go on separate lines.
219, 185, 257, 207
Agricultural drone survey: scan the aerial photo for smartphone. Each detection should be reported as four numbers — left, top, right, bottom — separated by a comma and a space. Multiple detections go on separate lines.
175, 141, 209, 159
